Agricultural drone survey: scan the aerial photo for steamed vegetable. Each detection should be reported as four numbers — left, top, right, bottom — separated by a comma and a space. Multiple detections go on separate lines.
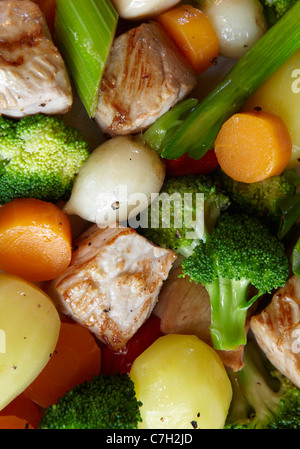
55, 0, 118, 117
0, 114, 89, 205
259, 0, 298, 24
0, 273, 61, 411
39, 373, 142, 429
243, 49, 300, 169
200, 0, 267, 59
111, 0, 181, 20
129, 334, 232, 429
142, 98, 198, 155
156, 4, 219, 74
64, 136, 166, 225
159, 2, 300, 160
214, 110, 292, 183
138, 174, 230, 257
225, 340, 300, 429
0, 394, 41, 429
181, 211, 290, 350
216, 169, 298, 235
0, 198, 72, 282
24, 321, 101, 408
291, 236, 300, 278
164, 150, 219, 177
101, 316, 163, 376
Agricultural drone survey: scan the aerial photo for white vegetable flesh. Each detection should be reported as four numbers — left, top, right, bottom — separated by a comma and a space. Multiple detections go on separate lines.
64, 136, 166, 226
111, 0, 181, 20
201, 0, 267, 59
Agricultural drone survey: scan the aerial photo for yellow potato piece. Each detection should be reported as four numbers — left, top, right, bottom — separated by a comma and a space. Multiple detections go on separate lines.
243, 49, 300, 169
130, 334, 232, 429
0, 273, 61, 411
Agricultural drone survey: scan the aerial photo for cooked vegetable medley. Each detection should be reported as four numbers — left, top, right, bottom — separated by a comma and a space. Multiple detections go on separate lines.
0, 0, 299, 431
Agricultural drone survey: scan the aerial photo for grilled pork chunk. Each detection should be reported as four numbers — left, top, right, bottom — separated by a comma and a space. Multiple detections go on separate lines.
0, 0, 72, 117
95, 22, 197, 136
251, 275, 300, 388
154, 259, 246, 372
48, 224, 176, 350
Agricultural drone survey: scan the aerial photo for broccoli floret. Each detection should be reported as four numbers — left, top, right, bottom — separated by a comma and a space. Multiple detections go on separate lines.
217, 169, 297, 231
225, 340, 300, 429
181, 211, 290, 351
0, 114, 90, 204
138, 174, 230, 257
260, 0, 297, 21
39, 373, 143, 429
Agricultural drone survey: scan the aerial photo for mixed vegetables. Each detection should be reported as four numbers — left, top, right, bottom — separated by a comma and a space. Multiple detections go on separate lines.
0, 0, 299, 430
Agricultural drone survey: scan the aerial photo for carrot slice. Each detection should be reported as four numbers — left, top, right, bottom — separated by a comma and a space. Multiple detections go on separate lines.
0, 198, 72, 282
24, 320, 101, 408
0, 416, 35, 429
214, 110, 292, 183
156, 4, 219, 74
0, 393, 41, 429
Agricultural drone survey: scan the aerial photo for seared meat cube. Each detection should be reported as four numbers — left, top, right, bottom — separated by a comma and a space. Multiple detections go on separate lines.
95, 22, 196, 136
251, 275, 300, 388
0, 0, 72, 117
48, 224, 176, 350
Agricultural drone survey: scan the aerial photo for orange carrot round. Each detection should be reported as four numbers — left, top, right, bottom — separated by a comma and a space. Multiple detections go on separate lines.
156, 4, 219, 74
24, 320, 101, 408
0, 416, 35, 429
0, 393, 41, 429
0, 198, 72, 282
214, 110, 292, 183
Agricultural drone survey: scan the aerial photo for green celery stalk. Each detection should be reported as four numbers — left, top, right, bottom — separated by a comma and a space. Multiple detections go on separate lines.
292, 236, 300, 278
55, 0, 118, 118
161, 1, 300, 160
142, 98, 198, 154
278, 193, 300, 240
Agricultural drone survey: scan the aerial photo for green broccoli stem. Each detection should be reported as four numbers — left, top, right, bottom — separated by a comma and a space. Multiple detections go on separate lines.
207, 277, 260, 351
225, 340, 283, 429
160, 1, 300, 160
236, 345, 282, 429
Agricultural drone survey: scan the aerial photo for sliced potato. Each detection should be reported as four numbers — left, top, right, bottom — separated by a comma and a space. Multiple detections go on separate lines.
130, 334, 232, 429
0, 273, 61, 411
243, 50, 300, 169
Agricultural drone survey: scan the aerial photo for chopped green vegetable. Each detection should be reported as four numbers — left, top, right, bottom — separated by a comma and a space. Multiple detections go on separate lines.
291, 236, 300, 278
181, 211, 290, 351
39, 373, 142, 429
142, 98, 198, 155
215, 168, 298, 236
277, 193, 300, 240
138, 174, 230, 257
0, 114, 89, 204
159, 1, 300, 160
260, 0, 298, 25
225, 340, 300, 429
55, 0, 118, 118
